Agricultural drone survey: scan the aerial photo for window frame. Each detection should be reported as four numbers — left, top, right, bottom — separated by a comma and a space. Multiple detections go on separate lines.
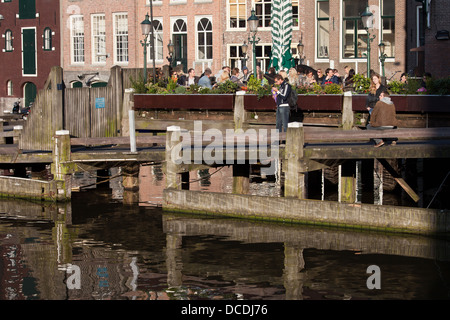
227, 0, 247, 31
380, 0, 395, 59
91, 13, 107, 65
43, 27, 52, 51
254, 0, 272, 30
195, 16, 213, 62
70, 15, 85, 65
113, 12, 129, 65
340, 0, 368, 62
316, 0, 330, 61
5, 29, 13, 52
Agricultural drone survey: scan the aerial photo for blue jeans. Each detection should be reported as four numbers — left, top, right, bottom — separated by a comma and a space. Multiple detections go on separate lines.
276, 106, 290, 133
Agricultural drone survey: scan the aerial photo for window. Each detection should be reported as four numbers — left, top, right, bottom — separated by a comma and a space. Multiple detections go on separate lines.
292, 0, 299, 28
70, 15, 84, 64
317, 0, 329, 59
255, 44, 272, 72
228, 44, 245, 70
19, 0, 36, 19
255, 0, 271, 28
113, 13, 128, 63
342, 0, 367, 59
381, 0, 395, 58
5, 30, 13, 52
197, 17, 212, 60
43, 27, 52, 51
92, 14, 106, 63
228, 0, 246, 29
151, 19, 163, 62
7, 80, 13, 96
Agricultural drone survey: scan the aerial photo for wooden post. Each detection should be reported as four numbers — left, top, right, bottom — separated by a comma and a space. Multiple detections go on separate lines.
234, 91, 246, 131
284, 122, 306, 199
339, 161, 356, 203
51, 130, 73, 201
283, 245, 305, 300
13, 125, 23, 145
374, 159, 383, 205
165, 126, 187, 190
341, 91, 354, 130
232, 164, 250, 194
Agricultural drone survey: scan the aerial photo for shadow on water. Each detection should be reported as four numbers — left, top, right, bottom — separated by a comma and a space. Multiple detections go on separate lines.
0, 164, 450, 300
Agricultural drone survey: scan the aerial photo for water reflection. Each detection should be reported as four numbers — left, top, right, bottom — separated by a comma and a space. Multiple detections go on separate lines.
1, 190, 450, 300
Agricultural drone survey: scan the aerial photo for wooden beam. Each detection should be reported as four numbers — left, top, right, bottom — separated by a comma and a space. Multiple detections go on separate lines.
378, 158, 420, 203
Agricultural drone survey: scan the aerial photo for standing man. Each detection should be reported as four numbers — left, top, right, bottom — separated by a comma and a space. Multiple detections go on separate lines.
272, 74, 292, 133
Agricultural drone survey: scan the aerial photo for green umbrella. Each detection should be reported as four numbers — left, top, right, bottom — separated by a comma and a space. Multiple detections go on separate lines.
269, 0, 294, 71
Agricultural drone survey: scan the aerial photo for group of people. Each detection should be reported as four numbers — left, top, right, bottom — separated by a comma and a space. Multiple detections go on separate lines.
169, 64, 398, 146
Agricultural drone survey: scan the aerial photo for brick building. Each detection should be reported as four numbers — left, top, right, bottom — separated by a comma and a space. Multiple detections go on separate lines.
0, 0, 60, 111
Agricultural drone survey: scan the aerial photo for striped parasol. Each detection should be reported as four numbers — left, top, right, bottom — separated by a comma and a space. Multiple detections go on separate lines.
269, 0, 294, 71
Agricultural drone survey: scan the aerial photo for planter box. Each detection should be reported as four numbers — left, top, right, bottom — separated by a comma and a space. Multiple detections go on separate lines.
352, 94, 450, 113
133, 94, 235, 110
244, 94, 343, 111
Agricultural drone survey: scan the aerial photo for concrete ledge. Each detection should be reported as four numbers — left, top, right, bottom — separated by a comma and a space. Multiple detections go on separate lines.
0, 176, 67, 202
163, 189, 450, 235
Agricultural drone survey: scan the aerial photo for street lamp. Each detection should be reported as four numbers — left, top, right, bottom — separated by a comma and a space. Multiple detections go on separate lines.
361, 6, 376, 76
166, 40, 174, 68
247, 9, 260, 74
241, 41, 248, 68
297, 40, 305, 65
140, 14, 154, 84
378, 42, 387, 78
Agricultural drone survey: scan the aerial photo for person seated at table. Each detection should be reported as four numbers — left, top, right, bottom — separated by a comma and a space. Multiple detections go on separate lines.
367, 89, 398, 148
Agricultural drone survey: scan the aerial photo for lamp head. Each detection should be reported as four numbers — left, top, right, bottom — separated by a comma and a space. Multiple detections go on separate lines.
360, 6, 373, 29
248, 9, 259, 33
140, 13, 151, 36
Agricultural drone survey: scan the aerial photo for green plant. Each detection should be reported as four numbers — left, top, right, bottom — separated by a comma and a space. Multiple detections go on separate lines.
166, 77, 178, 92
129, 74, 147, 94
426, 76, 450, 95
388, 80, 406, 94
324, 83, 343, 94
352, 74, 371, 93
174, 86, 187, 94
214, 80, 240, 94
246, 75, 272, 99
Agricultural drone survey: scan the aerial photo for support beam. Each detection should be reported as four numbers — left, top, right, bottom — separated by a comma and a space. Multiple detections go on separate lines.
339, 161, 356, 203
232, 164, 250, 194
378, 158, 420, 203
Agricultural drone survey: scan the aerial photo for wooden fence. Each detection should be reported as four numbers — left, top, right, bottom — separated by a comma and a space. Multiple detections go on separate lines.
19, 66, 124, 151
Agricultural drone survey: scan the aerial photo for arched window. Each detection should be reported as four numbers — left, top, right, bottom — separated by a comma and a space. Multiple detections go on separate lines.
7, 80, 13, 96
43, 27, 52, 51
5, 30, 13, 52
152, 19, 163, 61
197, 18, 212, 60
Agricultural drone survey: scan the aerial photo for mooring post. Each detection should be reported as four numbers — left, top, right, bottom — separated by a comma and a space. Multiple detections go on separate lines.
284, 122, 306, 199
283, 245, 305, 300
165, 126, 186, 190
374, 159, 383, 205
232, 164, 250, 194
234, 91, 246, 131
129, 109, 137, 153
51, 130, 73, 201
341, 91, 354, 130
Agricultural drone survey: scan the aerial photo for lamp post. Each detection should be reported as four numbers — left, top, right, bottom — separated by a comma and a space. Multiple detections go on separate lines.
241, 41, 248, 68
378, 42, 387, 78
166, 40, 174, 69
140, 14, 152, 84
361, 6, 376, 76
247, 9, 260, 73
297, 40, 305, 65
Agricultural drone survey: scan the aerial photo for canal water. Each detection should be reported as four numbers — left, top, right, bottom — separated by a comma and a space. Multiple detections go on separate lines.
0, 164, 449, 301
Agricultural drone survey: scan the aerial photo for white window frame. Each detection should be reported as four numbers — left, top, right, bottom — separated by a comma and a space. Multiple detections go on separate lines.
70, 15, 85, 65
315, 0, 330, 63
91, 13, 106, 65
113, 12, 129, 65
7, 80, 13, 96
150, 18, 164, 64
253, 0, 272, 31
227, 43, 246, 70
292, 0, 300, 30
227, 0, 247, 31
255, 43, 272, 72
146, 0, 163, 6
195, 15, 213, 62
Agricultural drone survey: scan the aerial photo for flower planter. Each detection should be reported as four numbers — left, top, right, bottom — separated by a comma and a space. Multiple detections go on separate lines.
244, 94, 343, 111
352, 94, 450, 113
133, 94, 235, 110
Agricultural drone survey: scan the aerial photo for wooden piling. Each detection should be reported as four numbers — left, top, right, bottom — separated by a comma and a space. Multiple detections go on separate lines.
341, 91, 354, 130
284, 122, 306, 199
232, 164, 250, 194
165, 126, 185, 190
51, 130, 73, 201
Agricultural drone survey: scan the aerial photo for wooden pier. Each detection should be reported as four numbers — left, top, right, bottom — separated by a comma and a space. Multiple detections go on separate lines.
0, 66, 449, 235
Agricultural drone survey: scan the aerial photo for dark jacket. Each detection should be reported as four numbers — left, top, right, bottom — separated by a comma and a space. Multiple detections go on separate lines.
366, 84, 386, 109
276, 80, 291, 107
322, 75, 339, 85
